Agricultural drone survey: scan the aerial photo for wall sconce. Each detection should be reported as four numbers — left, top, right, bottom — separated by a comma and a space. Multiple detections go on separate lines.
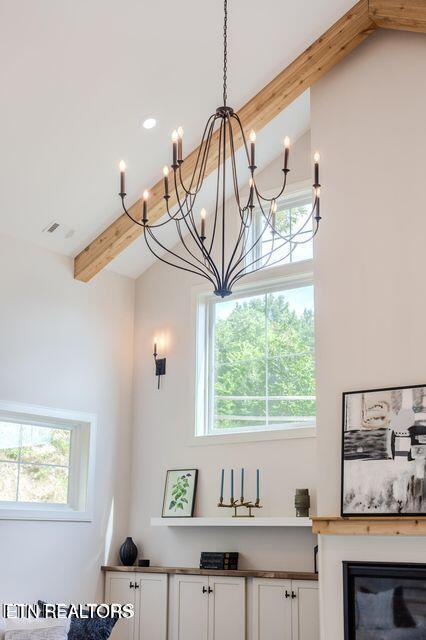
153, 338, 166, 389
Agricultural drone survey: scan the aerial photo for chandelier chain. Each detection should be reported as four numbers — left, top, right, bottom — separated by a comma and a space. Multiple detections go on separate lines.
223, 0, 228, 106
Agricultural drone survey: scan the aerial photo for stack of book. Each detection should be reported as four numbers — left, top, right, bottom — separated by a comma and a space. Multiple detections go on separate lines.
200, 552, 239, 570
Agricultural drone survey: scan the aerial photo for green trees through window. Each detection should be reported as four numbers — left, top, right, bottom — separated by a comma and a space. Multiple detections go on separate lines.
0, 423, 71, 503
211, 284, 315, 432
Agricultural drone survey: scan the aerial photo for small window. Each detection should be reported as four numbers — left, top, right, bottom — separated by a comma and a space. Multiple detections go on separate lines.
0, 403, 95, 521
196, 279, 315, 439
250, 186, 313, 270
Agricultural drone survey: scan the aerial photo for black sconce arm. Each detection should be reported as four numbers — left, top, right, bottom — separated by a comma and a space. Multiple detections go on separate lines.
153, 347, 166, 389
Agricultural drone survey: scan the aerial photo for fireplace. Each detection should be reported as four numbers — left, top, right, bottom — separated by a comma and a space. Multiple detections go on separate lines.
343, 562, 426, 639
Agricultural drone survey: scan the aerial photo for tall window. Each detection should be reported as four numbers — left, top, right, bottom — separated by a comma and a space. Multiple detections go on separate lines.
196, 182, 315, 439
197, 279, 315, 437
0, 403, 95, 520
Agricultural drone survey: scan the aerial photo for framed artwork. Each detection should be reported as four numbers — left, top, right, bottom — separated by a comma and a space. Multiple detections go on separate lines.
162, 469, 198, 518
341, 384, 426, 517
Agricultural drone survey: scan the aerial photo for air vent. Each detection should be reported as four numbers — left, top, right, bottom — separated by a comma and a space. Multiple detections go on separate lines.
45, 222, 60, 234
42, 222, 75, 239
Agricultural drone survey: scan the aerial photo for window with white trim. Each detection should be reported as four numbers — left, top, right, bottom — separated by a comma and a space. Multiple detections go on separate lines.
196, 275, 315, 437
195, 183, 315, 439
0, 404, 95, 520
248, 185, 314, 271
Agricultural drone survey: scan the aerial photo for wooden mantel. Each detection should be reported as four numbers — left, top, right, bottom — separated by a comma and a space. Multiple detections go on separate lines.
312, 516, 426, 536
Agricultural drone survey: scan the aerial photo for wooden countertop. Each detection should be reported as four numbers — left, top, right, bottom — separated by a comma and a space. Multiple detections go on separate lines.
102, 565, 318, 581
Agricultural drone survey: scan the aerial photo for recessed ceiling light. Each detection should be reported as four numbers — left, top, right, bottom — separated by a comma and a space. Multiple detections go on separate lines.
142, 118, 157, 130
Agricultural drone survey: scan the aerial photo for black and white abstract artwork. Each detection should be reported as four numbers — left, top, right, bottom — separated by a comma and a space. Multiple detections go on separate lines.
342, 385, 426, 516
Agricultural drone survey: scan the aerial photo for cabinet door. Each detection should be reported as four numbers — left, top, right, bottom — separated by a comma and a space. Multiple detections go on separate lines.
252, 579, 292, 640
207, 576, 245, 640
173, 574, 208, 640
105, 572, 136, 640
135, 574, 168, 640
290, 581, 319, 640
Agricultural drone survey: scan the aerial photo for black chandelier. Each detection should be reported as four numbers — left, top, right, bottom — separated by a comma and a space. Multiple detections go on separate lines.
118, 0, 321, 298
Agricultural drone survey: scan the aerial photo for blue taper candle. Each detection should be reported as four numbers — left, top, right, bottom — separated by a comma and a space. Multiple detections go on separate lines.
230, 469, 234, 502
241, 468, 244, 499
256, 469, 260, 501
220, 469, 224, 500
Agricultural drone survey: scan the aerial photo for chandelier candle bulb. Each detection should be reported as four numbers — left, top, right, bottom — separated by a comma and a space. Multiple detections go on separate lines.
249, 177, 254, 209
249, 130, 256, 168
314, 152, 320, 185
200, 208, 206, 240
171, 130, 178, 167
142, 190, 149, 223
315, 189, 321, 220
119, 160, 126, 194
284, 136, 290, 171
271, 199, 277, 230
177, 126, 184, 163
163, 166, 169, 198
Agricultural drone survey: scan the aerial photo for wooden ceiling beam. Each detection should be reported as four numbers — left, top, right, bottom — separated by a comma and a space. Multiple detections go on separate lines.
74, 0, 376, 282
369, 0, 426, 33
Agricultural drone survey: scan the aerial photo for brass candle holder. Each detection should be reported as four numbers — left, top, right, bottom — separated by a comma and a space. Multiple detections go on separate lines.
217, 496, 263, 518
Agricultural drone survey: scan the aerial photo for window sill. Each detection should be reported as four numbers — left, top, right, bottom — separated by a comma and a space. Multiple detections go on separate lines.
0, 506, 92, 522
189, 426, 316, 446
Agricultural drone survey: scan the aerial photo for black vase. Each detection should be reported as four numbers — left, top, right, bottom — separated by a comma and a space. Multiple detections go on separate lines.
119, 537, 138, 566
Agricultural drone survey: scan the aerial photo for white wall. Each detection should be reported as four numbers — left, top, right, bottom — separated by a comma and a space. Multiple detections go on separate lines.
129, 132, 318, 572
311, 29, 426, 638
0, 234, 135, 603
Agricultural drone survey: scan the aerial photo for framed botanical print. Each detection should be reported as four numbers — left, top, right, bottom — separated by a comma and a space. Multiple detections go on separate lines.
162, 469, 198, 518
341, 384, 426, 517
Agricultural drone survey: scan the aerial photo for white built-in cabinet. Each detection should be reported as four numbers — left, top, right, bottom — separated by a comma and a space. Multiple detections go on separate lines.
105, 571, 168, 640
105, 573, 136, 640
104, 571, 318, 640
291, 581, 319, 640
252, 579, 319, 640
172, 574, 245, 640
171, 575, 207, 640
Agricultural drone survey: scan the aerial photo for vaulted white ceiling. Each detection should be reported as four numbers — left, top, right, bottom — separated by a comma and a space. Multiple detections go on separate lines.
0, 0, 354, 278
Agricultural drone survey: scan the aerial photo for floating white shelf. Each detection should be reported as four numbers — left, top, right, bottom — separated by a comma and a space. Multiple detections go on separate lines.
150, 517, 312, 528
